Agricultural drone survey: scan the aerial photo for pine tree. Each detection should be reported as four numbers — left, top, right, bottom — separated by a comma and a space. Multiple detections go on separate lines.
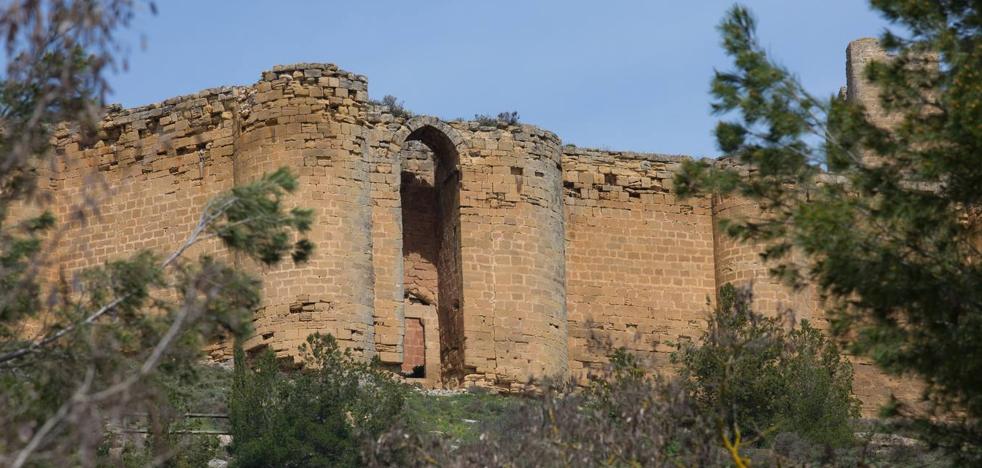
0, 2, 315, 464
676, 1, 982, 459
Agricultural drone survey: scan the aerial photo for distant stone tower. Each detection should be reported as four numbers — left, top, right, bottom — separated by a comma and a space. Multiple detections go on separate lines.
846, 38, 897, 128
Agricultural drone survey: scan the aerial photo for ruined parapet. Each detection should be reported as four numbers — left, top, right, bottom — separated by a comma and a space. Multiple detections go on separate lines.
235, 64, 375, 358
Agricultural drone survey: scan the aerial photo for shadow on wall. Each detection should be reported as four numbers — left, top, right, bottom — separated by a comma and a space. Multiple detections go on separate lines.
399, 127, 465, 385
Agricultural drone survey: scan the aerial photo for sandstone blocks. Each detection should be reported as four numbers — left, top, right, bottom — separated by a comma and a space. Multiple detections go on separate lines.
27, 47, 917, 415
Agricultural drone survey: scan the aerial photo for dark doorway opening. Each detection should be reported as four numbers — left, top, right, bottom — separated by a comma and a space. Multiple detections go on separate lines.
399, 127, 464, 383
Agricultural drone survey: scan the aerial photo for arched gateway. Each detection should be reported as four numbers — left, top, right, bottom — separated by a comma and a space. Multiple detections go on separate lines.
395, 118, 466, 383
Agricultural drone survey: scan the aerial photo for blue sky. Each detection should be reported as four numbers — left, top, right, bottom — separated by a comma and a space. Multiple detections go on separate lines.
111, 1, 892, 157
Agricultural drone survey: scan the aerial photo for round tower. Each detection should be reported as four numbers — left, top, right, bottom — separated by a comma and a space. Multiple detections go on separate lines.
450, 121, 569, 386
234, 64, 375, 358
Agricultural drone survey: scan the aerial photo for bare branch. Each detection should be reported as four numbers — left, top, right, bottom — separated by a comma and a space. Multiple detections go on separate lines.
11, 367, 95, 468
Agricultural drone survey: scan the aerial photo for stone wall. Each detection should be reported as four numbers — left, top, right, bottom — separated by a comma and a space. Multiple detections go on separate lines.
455, 122, 568, 387
561, 148, 716, 380
39, 87, 241, 352
20, 38, 920, 414
48, 86, 238, 279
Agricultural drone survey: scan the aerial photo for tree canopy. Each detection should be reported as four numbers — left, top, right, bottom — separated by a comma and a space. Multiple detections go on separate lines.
676, 0, 982, 457
0, 1, 314, 465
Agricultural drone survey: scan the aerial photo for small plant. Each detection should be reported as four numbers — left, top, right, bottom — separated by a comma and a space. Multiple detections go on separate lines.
473, 111, 520, 126
372, 94, 412, 118
496, 111, 520, 125
473, 113, 496, 126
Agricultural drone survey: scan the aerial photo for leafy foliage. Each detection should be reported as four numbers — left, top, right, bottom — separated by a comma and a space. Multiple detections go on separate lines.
0, 2, 317, 465
210, 167, 314, 265
0, 211, 54, 337
674, 2, 982, 459
672, 284, 860, 448
102, 432, 223, 468
229, 333, 407, 468
0, 0, 148, 205
363, 287, 871, 467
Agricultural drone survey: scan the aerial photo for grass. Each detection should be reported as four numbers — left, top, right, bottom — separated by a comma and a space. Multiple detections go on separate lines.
403, 389, 523, 443
170, 363, 525, 443
161, 363, 527, 442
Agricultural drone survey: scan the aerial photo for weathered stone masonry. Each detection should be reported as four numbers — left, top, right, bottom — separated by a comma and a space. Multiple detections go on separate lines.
30, 40, 917, 413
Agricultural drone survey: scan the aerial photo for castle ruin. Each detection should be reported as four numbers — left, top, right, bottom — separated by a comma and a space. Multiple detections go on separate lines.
21, 38, 916, 414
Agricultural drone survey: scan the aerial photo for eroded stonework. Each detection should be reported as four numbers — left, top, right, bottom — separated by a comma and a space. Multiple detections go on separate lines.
23, 40, 917, 414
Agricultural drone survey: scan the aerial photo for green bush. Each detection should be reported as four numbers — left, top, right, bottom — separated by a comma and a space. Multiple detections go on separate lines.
672, 284, 860, 447
229, 333, 407, 467
374, 94, 412, 118
102, 433, 222, 468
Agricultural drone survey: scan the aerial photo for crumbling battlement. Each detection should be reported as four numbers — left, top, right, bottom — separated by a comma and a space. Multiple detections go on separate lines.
25, 40, 918, 413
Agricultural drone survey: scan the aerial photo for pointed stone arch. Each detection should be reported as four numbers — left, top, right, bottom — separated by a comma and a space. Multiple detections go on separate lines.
394, 116, 467, 160
394, 116, 466, 384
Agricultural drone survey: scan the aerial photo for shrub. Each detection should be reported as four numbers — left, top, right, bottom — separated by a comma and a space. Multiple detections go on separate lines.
474, 111, 520, 126
672, 284, 860, 447
105, 433, 222, 468
372, 94, 412, 118
229, 333, 407, 467
365, 357, 727, 467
